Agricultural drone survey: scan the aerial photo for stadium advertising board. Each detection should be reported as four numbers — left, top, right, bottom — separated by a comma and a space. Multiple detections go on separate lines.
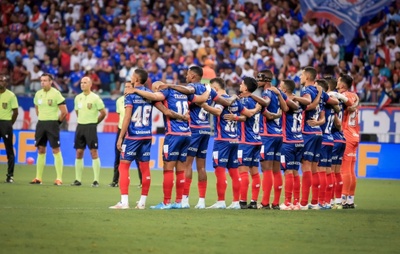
1, 131, 398, 180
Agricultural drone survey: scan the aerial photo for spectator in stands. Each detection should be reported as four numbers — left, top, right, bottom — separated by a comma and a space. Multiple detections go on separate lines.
11, 56, 28, 95
95, 50, 113, 93
29, 64, 43, 93
324, 33, 340, 76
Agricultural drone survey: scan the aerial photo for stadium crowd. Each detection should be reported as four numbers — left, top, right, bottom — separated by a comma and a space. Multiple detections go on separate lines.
0, 0, 400, 105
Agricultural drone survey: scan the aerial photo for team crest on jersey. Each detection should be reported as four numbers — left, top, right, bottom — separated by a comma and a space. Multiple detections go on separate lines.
2, 103, 7, 109
87, 103, 92, 109
47, 99, 53, 106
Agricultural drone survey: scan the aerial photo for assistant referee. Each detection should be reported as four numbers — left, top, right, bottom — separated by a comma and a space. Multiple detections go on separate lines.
0, 75, 19, 183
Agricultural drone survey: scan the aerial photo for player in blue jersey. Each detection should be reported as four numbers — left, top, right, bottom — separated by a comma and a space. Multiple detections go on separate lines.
200, 77, 261, 209
153, 66, 237, 208
199, 78, 242, 209
110, 69, 154, 209
279, 79, 305, 210
314, 79, 340, 209
129, 81, 211, 209
182, 66, 237, 209
256, 69, 290, 210
224, 77, 263, 209
299, 67, 339, 210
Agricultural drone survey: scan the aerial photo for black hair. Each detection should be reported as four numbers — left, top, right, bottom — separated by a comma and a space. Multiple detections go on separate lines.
340, 74, 353, 89
243, 77, 258, 93
257, 69, 273, 82
316, 79, 328, 92
325, 76, 337, 91
303, 66, 317, 81
283, 79, 295, 93
41, 73, 53, 81
135, 68, 148, 84
189, 65, 203, 78
210, 77, 225, 89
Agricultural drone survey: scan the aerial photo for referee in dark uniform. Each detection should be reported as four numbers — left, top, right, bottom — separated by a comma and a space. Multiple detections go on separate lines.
0, 75, 19, 183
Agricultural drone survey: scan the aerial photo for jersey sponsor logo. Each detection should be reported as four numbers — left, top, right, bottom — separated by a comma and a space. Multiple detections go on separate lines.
47, 99, 53, 106
2, 102, 7, 109
87, 103, 92, 109
188, 147, 198, 152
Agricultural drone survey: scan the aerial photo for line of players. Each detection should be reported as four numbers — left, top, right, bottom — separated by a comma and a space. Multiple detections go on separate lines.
110, 65, 359, 210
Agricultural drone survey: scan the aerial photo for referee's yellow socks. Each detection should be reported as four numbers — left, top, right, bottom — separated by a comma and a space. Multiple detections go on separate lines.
93, 158, 101, 182
75, 159, 83, 182
36, 154, 45, 180
53, 152, 63, 181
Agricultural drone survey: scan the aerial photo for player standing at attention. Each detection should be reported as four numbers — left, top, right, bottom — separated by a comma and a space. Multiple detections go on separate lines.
0, 75, 18, 183
71, 77, 106, 187
110, 69, 155, 209
314, 79, 340, 209
299, 67, 338, 210
109, 81, 142, 188
225, 77, 262, 209
30, 73, 67, 185
200, 78, 260, 209
181, 66, 236, 209
130, 81, 210, 209
256, 70, 290, 210
279, 79, 306, 210
337, 74, 359, 209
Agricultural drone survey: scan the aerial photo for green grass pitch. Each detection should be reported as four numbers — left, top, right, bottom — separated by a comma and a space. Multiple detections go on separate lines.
0, 164, 399, 253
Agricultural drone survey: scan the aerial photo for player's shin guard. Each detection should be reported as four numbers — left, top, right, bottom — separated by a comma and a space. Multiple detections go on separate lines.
311, 172, 320, 205
229, 168, 240, 202
118, 161, 130, 195
284, 173, 294, 205
163, 170, 174, 204
318, 171, 327, 205
261, 170, 273, 205
198, 181, 207, 199
215, 167, 227, 201
139, 161, 151, 196
175, 170, 185, 203
334, 172, 343, 199
293, 174, 300, 204
251, 172, 260, 202
183, 178, 192, 197
239, 171, 249, 202
325, 173, 333, 204
272, 171, 282, 205
300, 171, 312, 206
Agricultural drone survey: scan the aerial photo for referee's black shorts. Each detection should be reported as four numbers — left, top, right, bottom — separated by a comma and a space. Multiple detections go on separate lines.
74, 123, 98, 149
35, 120, 61, 148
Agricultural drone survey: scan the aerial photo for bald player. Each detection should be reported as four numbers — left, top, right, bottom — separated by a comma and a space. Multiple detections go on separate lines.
71, 76, 106, 187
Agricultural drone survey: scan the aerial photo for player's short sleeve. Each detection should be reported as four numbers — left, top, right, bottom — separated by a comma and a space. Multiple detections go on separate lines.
10, 94, 19, 109
215, 103, 223, 111
159, 89, 170, 99
236, 99, 245, 114
210, 88, 219, 101
322, 91, 330, 103
124, 95, 133, 108
280, 90, 288, 101
300, 88, 311, 97
96, 96, 105, 110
